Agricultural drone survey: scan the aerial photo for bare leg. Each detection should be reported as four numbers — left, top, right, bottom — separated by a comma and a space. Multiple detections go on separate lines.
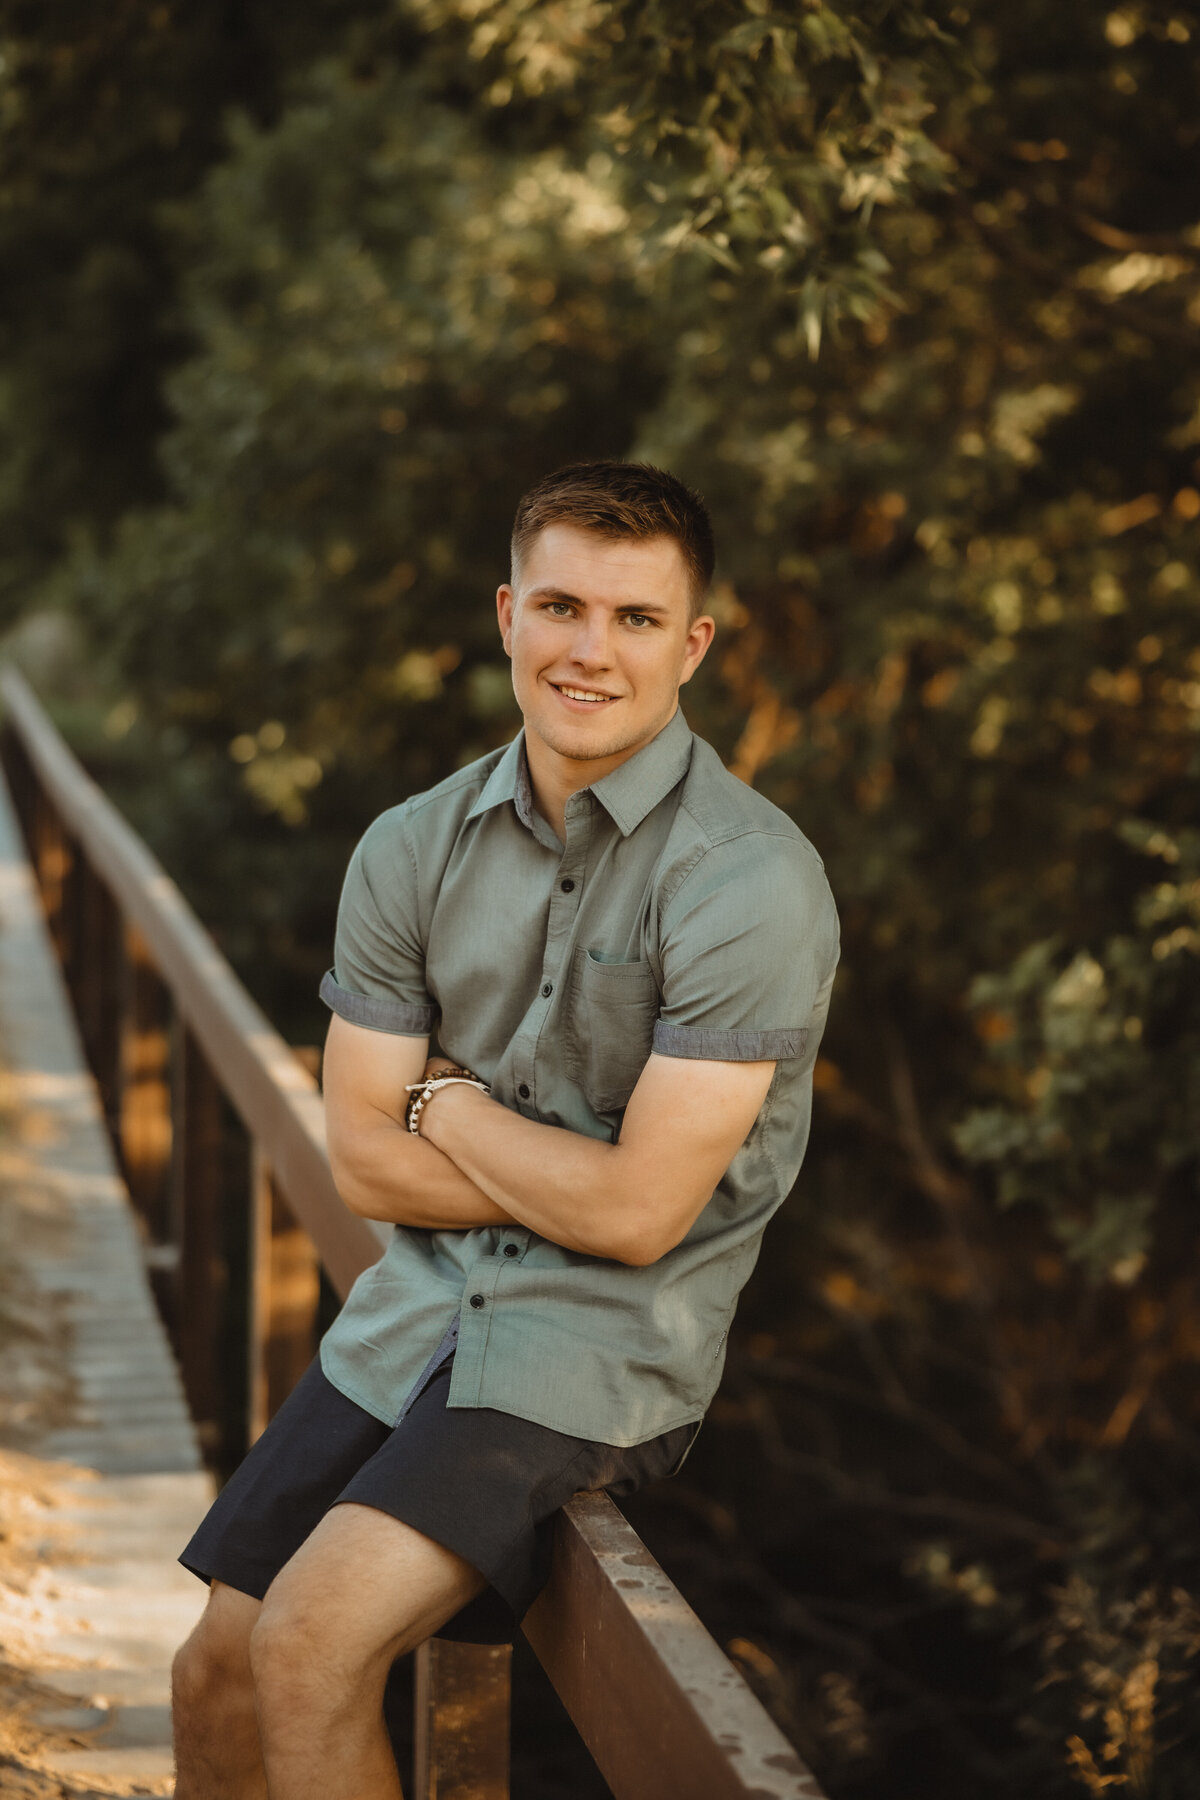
249, 1501, 486, 1800
172, 1581, 267, 1800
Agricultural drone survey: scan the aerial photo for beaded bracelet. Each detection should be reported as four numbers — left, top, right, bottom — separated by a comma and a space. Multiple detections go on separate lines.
404, 1065, 490, 1135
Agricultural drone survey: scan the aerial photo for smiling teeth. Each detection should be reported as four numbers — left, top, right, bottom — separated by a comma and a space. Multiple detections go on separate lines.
559, 686, 612, 703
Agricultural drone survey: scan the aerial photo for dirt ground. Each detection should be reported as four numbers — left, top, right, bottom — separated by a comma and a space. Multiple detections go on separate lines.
0, 1062, 123, 1799
0, 1458, 89, 1800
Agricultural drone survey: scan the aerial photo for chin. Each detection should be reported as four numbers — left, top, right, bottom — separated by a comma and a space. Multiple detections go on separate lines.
543, 718, 646, 763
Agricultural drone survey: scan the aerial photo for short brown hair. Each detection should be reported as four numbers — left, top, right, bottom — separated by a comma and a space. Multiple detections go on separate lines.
511, 461, 715, 617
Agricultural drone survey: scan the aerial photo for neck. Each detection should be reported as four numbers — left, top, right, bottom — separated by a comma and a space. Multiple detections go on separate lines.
523, 710, 677, 840
522, 739, 606, 842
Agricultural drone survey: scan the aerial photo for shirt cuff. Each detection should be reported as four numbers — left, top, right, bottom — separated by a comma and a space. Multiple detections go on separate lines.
651, 1021, 809, 1062
319, 969, 435, 1036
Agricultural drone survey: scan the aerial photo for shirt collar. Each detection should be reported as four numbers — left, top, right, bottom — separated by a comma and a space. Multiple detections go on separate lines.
466, 706, 694, 840
466, 731, 539, 832
589, 706, 694, 836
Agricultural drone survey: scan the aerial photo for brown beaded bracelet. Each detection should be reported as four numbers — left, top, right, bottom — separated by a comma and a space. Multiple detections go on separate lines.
404, 1065, 490, 1135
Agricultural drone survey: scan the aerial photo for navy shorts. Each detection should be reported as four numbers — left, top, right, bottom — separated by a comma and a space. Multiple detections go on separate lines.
179, 1352, 696, 1643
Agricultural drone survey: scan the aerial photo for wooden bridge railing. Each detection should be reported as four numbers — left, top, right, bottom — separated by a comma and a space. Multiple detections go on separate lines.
0, 662, 827, 1800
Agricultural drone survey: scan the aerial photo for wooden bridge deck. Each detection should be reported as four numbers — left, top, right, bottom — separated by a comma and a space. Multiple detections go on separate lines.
0, 760, 212, 1798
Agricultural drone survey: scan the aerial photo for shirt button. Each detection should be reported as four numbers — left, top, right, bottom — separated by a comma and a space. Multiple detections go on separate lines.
469, 1293, 486, 1309
541, 982, 553, 998
517, 1083, 530, 1099
560, 879, 575, 893
503, 1243, 519, 1258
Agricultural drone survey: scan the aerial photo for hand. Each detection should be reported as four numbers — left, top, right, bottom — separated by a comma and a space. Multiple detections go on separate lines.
401, 1057, 454, 1133
409, 1057, 490, 1142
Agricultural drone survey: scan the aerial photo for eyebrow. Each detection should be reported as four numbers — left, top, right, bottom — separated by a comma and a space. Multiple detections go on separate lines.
524, 586, 671, 616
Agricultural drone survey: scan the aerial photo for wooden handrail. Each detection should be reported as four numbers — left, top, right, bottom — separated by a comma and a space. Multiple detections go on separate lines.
0, 662, 826, 1800
525, 1493, 828, 1800
0, 665, 383, 1298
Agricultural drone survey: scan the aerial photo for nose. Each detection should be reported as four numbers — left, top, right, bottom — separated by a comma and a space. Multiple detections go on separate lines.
568, 612, 613, 671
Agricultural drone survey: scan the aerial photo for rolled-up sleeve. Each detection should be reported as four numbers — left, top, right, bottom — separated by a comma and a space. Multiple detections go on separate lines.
319, 806, 436, 1037
653, 833, 839, 1062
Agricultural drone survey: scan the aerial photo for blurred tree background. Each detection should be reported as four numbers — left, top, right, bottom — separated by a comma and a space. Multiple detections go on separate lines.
2, 0, 1199, 1793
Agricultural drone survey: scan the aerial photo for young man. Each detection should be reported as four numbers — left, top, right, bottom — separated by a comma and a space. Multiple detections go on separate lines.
172, 462, 839, 1799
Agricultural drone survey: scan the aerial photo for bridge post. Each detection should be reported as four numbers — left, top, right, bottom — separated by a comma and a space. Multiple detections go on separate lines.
118, 921, 174, 1246
247, 1146, 321, 1445
73, 854, 122, 1131
413, 1639, 511, 1800
173, 1025, 228, 1461
30, 776, 72, 963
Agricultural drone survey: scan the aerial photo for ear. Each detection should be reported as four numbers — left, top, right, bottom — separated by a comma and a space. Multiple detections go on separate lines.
678, 614, 716, 687
496, 585, 515, 658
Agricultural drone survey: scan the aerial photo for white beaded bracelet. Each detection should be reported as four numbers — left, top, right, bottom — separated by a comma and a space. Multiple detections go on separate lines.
404, 1066, 490, 1135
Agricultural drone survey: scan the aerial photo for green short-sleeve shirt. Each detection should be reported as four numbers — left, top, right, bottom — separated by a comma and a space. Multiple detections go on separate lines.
318, 706, 839, 1446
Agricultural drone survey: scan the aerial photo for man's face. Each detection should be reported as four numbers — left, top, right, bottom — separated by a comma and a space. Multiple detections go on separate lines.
496, 524, 714, 779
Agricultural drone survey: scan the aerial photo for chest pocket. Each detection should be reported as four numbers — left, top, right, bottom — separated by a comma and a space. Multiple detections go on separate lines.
563, 947, 660, 1115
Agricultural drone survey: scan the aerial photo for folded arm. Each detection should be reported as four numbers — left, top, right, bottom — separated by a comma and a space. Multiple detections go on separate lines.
322, 1013, 774, 1266
322, 1014, 515, 1229
419, 1051, 774, 1264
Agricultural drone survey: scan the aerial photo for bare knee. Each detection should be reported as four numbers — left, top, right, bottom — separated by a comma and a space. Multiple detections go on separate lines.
173, 1582, 260, 1725
249, 1591, 394, 1725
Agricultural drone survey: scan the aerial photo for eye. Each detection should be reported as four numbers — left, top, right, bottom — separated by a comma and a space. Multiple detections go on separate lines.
625, 612, 656, 629
545, 600, 574, 618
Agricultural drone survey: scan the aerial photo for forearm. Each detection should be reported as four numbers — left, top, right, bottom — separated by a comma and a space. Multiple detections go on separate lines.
332, 1117, 515, 1230
324, 1021, 770, 1263
420, 1087, 644, 1261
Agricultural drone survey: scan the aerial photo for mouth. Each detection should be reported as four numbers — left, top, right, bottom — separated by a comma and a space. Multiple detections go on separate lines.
550, 682, 620, 709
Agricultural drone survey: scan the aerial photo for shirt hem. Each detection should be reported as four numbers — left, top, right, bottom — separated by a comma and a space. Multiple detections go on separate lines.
317, 1349, 402, 1428
320, 1343, 708, 1445
446, 1390, 707, 1449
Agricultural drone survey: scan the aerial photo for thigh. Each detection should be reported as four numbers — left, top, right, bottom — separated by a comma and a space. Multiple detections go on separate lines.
258, 1502, 487, 1672
179, 1357, 392, 1602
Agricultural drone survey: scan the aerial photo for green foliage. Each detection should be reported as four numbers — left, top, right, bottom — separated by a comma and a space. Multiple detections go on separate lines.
0, 0, 400, 618
4, 1, 1200, 1793
957, 820, 1200, 1280
410, 0, 960, 338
